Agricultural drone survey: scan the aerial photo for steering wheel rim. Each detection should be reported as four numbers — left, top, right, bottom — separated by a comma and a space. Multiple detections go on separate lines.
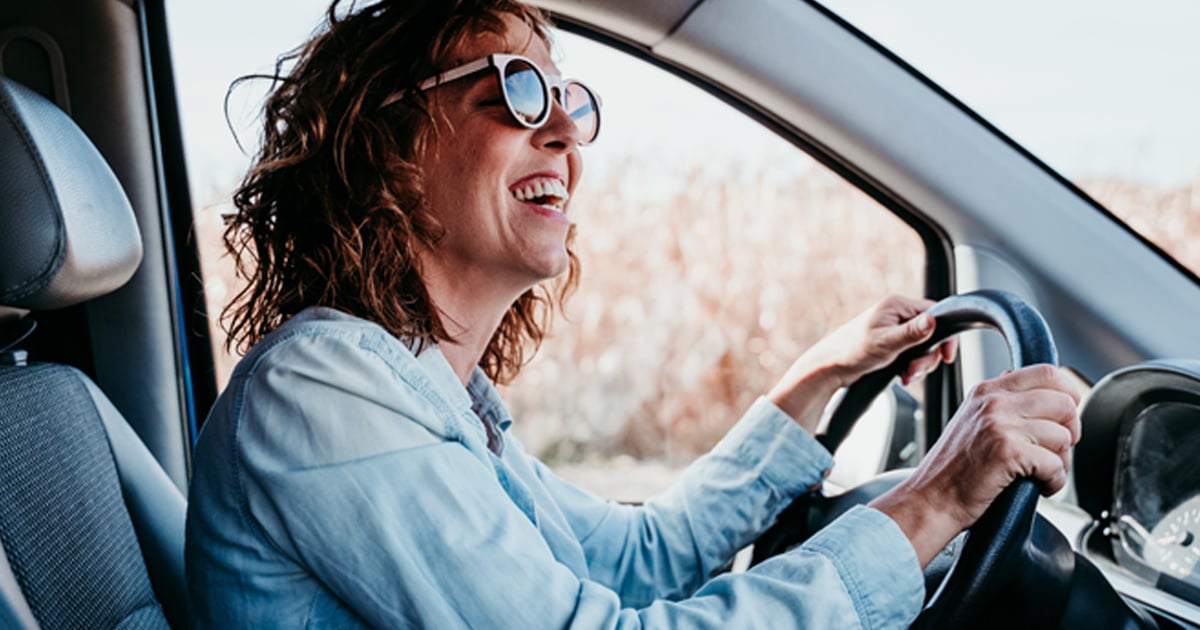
818, 289, 1058, 453
755, 290, 1058, 626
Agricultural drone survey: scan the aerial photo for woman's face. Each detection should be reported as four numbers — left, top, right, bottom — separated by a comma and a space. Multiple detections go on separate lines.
417, 15, 582, 296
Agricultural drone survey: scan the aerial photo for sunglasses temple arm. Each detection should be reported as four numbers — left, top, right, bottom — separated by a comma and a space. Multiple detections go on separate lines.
379, 56, 497, 110
417, 56, 495, 90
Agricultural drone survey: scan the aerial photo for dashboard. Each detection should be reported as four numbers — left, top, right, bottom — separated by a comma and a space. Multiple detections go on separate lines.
1077, 360, 1200, 609
1141, 495, 1200, 580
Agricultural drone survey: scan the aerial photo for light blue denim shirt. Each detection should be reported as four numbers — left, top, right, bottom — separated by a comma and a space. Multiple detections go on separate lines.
186, 307, 924, 628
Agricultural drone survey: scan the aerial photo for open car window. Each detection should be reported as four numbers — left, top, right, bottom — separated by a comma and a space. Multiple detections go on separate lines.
168, 4, 933, 502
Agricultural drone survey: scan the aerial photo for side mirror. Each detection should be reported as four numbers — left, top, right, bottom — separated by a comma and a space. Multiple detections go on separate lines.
827, 382, 921, 489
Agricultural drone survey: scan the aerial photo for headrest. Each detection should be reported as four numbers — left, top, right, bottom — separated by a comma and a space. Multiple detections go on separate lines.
0, 76, 141, 313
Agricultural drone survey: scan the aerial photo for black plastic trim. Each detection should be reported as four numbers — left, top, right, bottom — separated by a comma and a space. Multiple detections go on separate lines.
139, 0, 216, 446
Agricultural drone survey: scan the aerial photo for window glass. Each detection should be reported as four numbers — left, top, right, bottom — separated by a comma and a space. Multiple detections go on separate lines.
503, 35, 926, 499
167, 0, 331, 385
821, 0, 1200, 276
168, 3, 926, 501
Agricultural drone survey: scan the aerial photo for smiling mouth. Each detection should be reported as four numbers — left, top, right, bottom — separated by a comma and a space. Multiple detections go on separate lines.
513, 178, 569, 213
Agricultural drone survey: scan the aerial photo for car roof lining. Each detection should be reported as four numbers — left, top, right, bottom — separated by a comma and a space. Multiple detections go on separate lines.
536, 0, 702, 49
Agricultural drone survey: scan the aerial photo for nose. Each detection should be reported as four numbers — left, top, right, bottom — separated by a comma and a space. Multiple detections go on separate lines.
532, 97, 582, 152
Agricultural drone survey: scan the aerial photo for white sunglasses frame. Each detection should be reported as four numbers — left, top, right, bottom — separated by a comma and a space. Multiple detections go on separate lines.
379, 53, 601, 144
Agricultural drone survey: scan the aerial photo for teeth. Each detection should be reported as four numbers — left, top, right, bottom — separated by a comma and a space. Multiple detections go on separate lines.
513, 178, 569, 211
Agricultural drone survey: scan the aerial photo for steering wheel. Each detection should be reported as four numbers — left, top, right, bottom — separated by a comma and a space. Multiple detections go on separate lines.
751, 290, 1060, 627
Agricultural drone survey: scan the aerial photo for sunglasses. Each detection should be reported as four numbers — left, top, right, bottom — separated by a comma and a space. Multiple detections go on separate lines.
381, 53, 601, 145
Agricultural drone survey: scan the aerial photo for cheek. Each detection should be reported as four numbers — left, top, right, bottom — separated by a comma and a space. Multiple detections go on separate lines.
567, 149, 584, 196
424, 147, 480, 208
424, 116, 530, 218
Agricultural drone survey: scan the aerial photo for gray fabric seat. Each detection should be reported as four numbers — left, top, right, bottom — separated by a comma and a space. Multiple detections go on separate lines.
0, 76, 186, 629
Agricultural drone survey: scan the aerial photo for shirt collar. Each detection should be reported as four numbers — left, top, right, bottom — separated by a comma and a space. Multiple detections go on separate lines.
412, 343, 513, 432
466, 368, 514, 432
412, 342, 473, 413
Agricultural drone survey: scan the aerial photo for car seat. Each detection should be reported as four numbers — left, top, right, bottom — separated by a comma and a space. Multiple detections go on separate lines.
0, 75, 186, 628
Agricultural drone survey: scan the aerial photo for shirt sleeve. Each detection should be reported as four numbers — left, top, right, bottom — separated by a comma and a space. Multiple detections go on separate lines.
528, 397, 923, 623
526, 397, 833, 604
236, 336, 924, 629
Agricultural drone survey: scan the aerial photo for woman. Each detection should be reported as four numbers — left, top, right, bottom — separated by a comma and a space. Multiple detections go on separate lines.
185, 0, 1081, 627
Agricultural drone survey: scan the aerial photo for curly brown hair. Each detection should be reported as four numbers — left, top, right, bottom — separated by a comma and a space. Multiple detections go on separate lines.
221, 0, 579, 384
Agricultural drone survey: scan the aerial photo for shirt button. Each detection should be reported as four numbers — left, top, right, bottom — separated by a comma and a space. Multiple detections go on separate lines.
821, 468, 832, 478
808, 482, 822, 493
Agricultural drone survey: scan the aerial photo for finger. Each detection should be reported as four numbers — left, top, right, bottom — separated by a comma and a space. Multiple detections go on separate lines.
1063, 409, 1082, 446
879, 295, 936, 321
901, 352, 943, 384
914, 339, 957, 372
1021, 391, 1083, 446
939, 337, 959, 364
1023, 418, 1075, 456
1014, 389, 1079, 425
1026, 445, 1069, 496
986, 365, 1082, 405
881, 311, 936, 352
902, 350, 940, 376
902, 337, 963, 382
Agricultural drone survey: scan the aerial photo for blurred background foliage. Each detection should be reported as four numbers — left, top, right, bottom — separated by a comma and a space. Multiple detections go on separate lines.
500, 154, 923, 466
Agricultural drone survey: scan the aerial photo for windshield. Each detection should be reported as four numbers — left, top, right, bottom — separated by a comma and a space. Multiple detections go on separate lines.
820, 0, 1200, 277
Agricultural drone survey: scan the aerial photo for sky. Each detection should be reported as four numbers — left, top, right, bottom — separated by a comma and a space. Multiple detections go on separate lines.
167, 0, 1200, 198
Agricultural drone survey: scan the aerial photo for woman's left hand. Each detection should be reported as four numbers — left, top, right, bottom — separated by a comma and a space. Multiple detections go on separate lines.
768, 295, 957, 433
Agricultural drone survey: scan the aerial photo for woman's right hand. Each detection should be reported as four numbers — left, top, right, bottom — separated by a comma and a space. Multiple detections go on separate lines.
868, 364, 1082, 567
768, 295, 956, 434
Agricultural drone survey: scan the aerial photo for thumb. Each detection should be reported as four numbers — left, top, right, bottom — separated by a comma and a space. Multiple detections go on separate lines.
875, 311, 935, 355
898, 312, 936, 345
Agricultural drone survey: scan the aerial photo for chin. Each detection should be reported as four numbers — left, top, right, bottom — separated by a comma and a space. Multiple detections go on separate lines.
530, 249, 572, 284
542, 260, 572, 283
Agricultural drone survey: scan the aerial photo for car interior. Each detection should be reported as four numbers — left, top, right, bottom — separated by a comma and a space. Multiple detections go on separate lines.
1, 0, 1199, 628
0, 75, 184, 628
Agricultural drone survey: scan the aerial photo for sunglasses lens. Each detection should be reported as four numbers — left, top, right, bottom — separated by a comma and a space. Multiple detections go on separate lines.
562, 82, 599, 143
503, 59, 548, 125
